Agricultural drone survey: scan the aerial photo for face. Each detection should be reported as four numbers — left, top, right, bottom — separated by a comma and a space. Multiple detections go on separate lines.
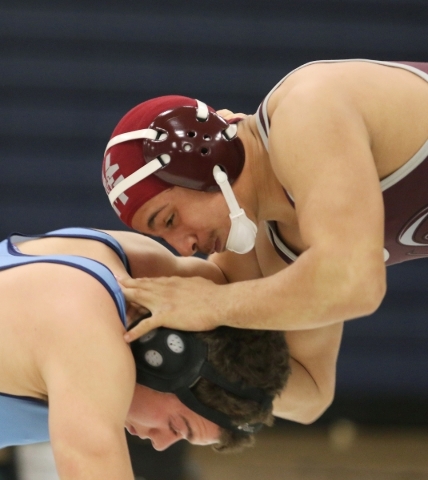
126, 384, 221, 451
131, 187, 231, 256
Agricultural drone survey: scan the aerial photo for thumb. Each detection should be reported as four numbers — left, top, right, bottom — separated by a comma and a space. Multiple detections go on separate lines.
124, 312, 157, 343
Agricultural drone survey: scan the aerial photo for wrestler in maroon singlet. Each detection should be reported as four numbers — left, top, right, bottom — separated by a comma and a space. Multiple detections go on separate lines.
256, 59, 428, 266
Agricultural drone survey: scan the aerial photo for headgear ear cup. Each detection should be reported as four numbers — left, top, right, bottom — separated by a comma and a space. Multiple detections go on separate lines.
131, 328, 207, 392
128, 317, 272, 434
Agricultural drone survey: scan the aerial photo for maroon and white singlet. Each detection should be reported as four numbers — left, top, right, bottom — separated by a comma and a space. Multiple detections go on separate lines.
256, 59, 428, 266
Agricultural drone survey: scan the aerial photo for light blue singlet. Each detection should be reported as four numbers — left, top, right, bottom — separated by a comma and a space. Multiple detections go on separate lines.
0, 227, 129, 448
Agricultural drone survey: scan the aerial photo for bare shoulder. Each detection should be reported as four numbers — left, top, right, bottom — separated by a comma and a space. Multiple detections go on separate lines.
0, 261, 134, 399
268, 61, 363, 113
34, 262, 135, 406
0, 260, 124, 333
270, 60, 428, 115
22, 262, 130, 359
268, 60, 428, 178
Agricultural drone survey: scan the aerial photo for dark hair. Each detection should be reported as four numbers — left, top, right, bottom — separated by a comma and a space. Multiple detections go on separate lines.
193, 327, 290, 453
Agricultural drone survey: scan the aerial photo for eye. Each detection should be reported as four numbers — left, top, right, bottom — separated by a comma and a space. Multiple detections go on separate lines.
166, 214, 175, 228
169, 422, 179, 436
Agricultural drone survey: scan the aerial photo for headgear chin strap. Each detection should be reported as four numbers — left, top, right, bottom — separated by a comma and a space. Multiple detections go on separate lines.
213, 166, 258, 254
128, 317, 273, 435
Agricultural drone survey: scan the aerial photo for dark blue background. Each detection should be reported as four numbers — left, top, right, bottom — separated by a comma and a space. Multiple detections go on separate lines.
2, 0, 428, 425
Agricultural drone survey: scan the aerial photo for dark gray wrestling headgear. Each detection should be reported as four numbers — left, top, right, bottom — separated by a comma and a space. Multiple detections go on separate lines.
129, 318, 273, 434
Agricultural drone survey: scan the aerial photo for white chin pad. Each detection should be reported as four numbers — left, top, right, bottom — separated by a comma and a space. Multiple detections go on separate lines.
226, 209, 257, 254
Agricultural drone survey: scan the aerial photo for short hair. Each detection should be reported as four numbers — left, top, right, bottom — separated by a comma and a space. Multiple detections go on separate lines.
193, 327, 290, 452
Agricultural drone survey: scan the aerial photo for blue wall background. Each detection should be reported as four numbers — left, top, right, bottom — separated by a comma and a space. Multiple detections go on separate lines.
2, 0, 428, 424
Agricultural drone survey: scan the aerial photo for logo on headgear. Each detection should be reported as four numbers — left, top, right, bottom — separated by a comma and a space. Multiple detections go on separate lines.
102, 153, 129, 216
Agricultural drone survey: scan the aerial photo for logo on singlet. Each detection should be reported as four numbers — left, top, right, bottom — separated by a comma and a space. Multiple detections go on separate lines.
398, 207, 428, 247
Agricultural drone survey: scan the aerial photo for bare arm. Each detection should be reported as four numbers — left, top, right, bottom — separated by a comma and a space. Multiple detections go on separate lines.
37, 265, 135, 479
209, 246, 263, 283
211, 247, 342, 424
273, 323, 343, 423
212, 81, 386, 332
105, 230, 227, 284
255, 80, 386, 329
210, 246, 343, 424
114, 229, 343, 423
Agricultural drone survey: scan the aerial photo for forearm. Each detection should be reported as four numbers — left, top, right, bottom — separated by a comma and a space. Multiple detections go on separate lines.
119, 247, 383, 339
222, 247, 385, 331
176, 256, 228, 285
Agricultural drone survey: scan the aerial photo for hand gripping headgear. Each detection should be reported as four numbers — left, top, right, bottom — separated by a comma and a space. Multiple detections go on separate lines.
102, 95, 258, 254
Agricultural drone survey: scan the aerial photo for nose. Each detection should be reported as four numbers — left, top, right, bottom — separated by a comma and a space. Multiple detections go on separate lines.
149, 429, 180, 451
166, 233, 197, 257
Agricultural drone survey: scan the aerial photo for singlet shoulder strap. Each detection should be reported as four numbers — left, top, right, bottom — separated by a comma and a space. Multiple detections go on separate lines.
265, 221, 299, 265
4, 231, 127, 327
13, 227, 131, 274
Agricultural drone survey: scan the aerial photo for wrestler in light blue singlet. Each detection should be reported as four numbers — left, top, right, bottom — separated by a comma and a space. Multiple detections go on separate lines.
0, 227, 130, 448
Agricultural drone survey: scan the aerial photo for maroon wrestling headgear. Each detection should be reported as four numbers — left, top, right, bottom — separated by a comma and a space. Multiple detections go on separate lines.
102, 95, 245, 227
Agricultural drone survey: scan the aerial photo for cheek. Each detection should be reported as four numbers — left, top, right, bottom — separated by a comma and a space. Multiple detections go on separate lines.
128, 400, 159, 428
127, 393, 143, 422
188, 207, 226, 229
128, 391, 169, 428
128, 388, 154, 422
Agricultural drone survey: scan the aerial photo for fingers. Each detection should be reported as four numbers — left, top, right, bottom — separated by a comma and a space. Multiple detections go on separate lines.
216, 109, 234, 118
117, 276, 145, 288
125, 302, 150, 328
118, 277, 159, 342
119, 278, 150, 305
124, 315, 158, 343
216, 109, 248, 121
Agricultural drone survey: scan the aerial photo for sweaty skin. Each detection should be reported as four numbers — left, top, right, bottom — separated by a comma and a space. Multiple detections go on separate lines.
120, 61, 428, 423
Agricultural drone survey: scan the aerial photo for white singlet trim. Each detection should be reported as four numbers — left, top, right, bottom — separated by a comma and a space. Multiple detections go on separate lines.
264, 223, 298, 263
381, 138, 428, 192
255, 111, 269, 154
